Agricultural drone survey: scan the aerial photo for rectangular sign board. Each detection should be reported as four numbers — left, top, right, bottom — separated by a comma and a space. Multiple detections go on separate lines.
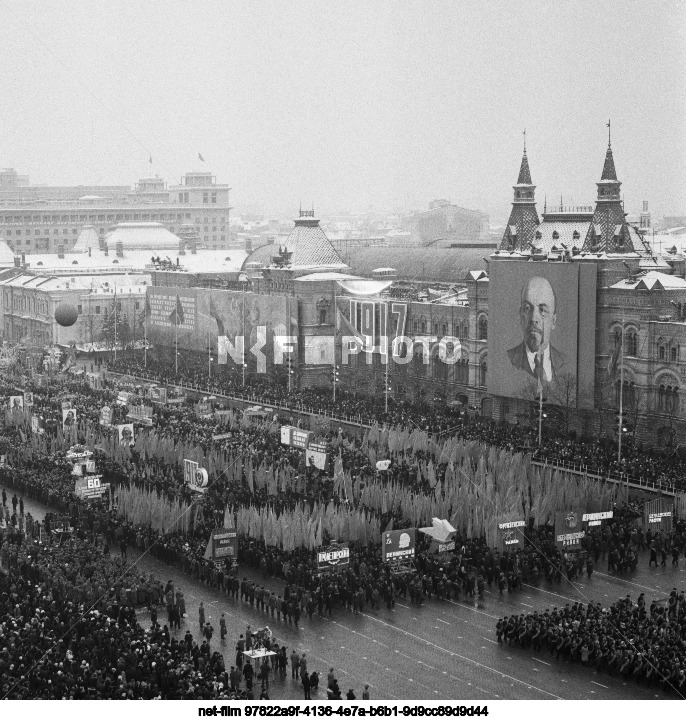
382, 528, 416, 563
317, 544, 350, 570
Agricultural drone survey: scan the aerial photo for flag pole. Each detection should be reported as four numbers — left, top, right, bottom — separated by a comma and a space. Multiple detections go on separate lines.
385, 301, 390, 413
618, 310, 625, 463
114, 285, 117, 363
537, 379, 543, 447
144, 299, 148, 368
175, 300, 178, 376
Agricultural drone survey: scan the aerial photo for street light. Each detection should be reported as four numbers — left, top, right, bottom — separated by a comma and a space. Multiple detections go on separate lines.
332, 364, 340, 402
286, 354, 295, 393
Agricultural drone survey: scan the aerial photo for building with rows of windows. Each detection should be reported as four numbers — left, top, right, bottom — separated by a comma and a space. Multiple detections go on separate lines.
0, 170, 232, 254
223, 137, 686, 449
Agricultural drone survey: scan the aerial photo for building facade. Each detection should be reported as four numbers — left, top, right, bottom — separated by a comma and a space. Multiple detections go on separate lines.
0, 171, 232, 254
131, 137, 686, 449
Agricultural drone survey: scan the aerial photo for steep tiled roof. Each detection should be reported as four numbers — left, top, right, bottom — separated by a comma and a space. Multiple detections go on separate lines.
283, 220, 348, 269
517, 151, 533, 185
582, 204, 631, 253
500, 205, 540, 251
601, 145, 618, 181
534, 219, 591, 253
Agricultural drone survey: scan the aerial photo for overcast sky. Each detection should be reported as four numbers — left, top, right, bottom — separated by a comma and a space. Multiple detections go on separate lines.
2, 0, 684, 223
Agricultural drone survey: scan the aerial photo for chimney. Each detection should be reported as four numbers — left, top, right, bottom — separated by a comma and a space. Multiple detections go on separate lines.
104, 243, 109, 256
13, 257, 20, 268
245, 239, 253, 253
189, 238, 197, 254
88, 247, 92, 257
57, 244, 65, 259
21, 253, 25, 264
179, 238, 186, 255
116, 241, 124, 258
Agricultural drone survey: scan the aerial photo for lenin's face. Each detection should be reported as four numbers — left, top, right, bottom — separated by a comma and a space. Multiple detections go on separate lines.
520, 277, 556, 353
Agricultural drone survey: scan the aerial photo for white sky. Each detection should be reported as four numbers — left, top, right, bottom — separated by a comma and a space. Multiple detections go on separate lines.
1, 0, 685, 223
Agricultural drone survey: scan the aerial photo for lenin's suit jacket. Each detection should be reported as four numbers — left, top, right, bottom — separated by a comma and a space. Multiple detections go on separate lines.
507, 341, 566, 383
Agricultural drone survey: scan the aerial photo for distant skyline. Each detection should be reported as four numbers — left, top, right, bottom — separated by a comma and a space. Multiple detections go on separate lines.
1, 0, 684, 224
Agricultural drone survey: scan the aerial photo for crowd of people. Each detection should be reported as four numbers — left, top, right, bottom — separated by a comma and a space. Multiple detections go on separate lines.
497, 590, 686, 695
0, 355, 685, 699
108, 354, 686, 492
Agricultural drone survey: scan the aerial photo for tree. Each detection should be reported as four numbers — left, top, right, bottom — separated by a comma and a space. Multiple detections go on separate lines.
100, 301, 132, 350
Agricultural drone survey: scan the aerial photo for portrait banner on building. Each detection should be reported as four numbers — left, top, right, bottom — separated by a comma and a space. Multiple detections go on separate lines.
488, 261, 596, 407
147, 287, 293, 369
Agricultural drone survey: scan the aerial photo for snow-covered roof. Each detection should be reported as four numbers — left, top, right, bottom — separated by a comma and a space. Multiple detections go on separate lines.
610, 270, 686, 291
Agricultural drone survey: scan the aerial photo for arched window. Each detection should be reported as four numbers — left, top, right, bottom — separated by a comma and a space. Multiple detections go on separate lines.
478, 316, 488, 340
671, 345, 678, 362
413, 345, 425, 376
455, 358, 469, 384
667, 386, 679, 414
612, 327, 622, 350
479, 358, 487, 387
319, 308, 327, 324
659, 344, 666, 361
625, 329, 638, 357
434, 350, 447, 380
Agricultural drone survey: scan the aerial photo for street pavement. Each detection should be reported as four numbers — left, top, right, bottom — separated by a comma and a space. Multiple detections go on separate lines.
11, 491, 685, 701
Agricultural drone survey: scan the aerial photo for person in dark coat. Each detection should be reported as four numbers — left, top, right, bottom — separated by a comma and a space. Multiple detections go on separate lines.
302, 669, 311, 699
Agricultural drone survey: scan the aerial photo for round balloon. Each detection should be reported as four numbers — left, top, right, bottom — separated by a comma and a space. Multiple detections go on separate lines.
54, 303, 79, 327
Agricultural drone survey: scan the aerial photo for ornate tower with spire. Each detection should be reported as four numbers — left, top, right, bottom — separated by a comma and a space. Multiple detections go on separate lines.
582, 121, 634, 253
500, 132, 540, 251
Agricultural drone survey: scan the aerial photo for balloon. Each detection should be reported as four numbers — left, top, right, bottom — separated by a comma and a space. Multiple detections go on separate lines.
54, 303, 78, 327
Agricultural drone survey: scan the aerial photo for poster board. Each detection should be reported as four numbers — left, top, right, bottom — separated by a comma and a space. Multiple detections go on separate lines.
497, 519, 525, 553
203, 527, 237, 560
305, 442, 328, 471
317, 542, 350, 570
116, 423, 135, 446
62, 407, 77, 431
644, 498, 673, 533
488, 260, 597, 408
382, 528, 416, 563
74, 475, 110, 501
582, 510, 613, 529
555, 510, 586, 551
148, 386, 167, 404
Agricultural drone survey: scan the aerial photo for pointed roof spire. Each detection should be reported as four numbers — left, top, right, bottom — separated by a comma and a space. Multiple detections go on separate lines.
601, 120, 618, 180
517, 130, 532, 184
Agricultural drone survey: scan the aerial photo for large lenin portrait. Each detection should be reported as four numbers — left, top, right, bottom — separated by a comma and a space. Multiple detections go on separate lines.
507, 276, 566, 386
488, 261, 596, 405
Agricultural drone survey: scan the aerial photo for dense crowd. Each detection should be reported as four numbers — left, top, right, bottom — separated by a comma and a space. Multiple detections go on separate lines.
497, 591, 686, 695
0, 528, 250, 699
0, 358, 685, 699
108, 355, 686, 491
